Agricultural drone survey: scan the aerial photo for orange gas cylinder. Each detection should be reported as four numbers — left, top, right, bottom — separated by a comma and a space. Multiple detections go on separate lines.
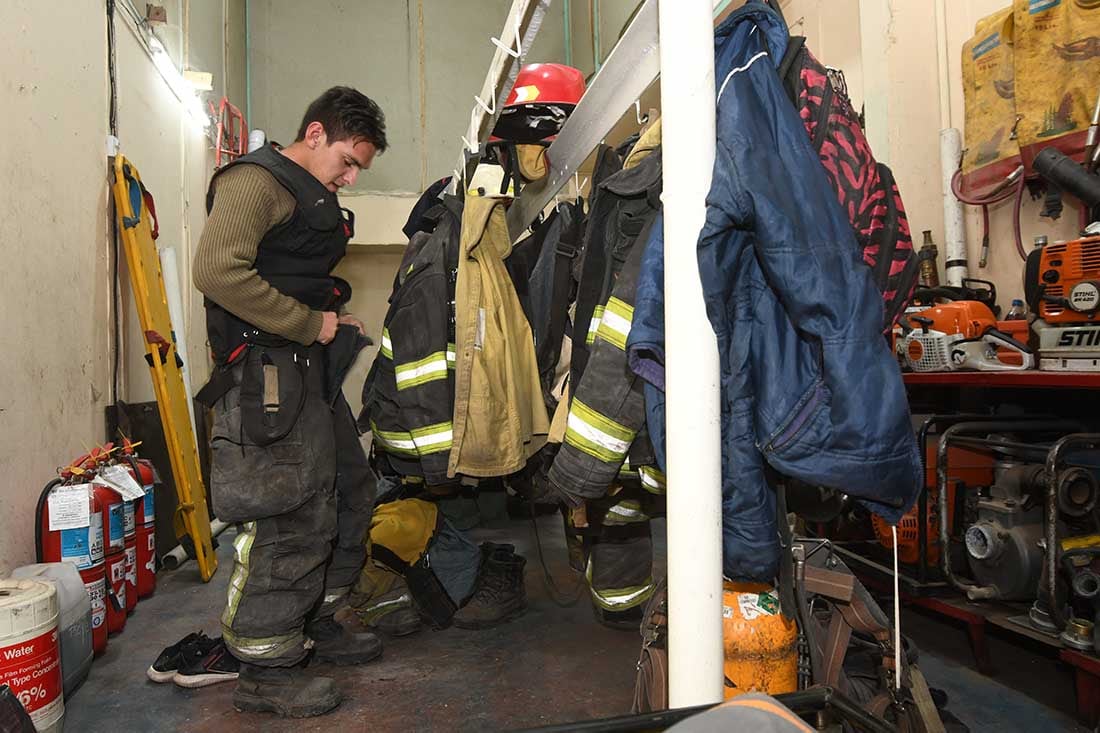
721, 582, 798, 699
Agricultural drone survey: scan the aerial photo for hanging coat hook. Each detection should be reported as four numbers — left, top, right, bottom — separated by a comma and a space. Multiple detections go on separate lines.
490, 13, 523, 59
635, 99, 649, 126
473, 93, 496, 116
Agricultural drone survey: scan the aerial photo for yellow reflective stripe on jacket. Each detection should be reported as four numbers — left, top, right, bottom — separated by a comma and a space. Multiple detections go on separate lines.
370, 421, 418, 457
395, 351, 449, 391
380, 328, 393, 359
586, 305, 606, 345
638, 465, 666, 494
409, 421, 453, 455
564, 398, 636, 463
586, 559, 656, 610
447, 342, 456, 370
372, 421, 452, 457
596, 296, 633, 351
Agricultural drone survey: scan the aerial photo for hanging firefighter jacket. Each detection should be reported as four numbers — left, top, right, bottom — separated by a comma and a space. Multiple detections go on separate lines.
546, 122, 665, 505
448, 195, 550, 478
358, 197, 463, 486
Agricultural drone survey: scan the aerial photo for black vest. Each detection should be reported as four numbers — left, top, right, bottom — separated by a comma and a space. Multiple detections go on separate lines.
203, 144, 355, 363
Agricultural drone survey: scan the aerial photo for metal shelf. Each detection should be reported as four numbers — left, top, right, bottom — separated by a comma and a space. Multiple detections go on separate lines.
903, 371, 1100, 389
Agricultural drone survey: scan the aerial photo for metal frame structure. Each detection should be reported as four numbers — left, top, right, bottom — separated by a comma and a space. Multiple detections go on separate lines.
447, 0, 553, 196
454, 0, 727, 706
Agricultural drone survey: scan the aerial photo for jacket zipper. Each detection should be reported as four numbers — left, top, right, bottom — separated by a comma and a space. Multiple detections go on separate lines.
764, 383, 824, 454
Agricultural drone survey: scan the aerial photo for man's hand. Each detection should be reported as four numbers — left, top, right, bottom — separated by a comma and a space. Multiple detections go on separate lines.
337, 314, 367, 337
317, 311, 339, 345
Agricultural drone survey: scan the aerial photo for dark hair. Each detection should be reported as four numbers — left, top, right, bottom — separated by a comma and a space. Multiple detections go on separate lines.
295, 86, 388, 152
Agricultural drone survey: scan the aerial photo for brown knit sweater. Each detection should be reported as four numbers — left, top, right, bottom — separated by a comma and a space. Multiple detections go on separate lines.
192, 164, 324, 345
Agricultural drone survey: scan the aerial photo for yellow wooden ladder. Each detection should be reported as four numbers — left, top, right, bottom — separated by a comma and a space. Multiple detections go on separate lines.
110, 154, 217, 582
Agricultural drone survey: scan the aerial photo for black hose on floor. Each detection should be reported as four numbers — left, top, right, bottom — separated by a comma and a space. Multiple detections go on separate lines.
527, 496, 586, 608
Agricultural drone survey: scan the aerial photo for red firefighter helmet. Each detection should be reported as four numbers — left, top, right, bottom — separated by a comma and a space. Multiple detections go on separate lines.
492, 63, 585, 143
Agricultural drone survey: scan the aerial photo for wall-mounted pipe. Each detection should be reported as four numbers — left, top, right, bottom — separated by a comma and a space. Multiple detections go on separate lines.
564, 0, 572, 67
592, 0, 601, 72
245, 0, 251, 125
940, 129, 969, 286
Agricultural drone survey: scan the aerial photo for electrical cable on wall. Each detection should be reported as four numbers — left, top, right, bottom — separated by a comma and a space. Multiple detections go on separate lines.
107, 0, 121, 405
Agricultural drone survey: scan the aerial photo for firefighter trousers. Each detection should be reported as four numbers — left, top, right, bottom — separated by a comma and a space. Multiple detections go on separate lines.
566, 484, 663, 614
211, 347, 375, 667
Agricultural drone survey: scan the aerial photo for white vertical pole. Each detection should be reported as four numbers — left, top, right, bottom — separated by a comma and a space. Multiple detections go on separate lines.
658, 0, 724, 708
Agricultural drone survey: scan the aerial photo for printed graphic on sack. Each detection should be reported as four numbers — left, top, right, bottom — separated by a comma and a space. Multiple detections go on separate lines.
961, 8, 1022, 194
1014, 0, 1100, 165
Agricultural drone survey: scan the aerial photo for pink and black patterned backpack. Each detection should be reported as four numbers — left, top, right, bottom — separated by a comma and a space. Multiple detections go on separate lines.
778, 37, 919, 330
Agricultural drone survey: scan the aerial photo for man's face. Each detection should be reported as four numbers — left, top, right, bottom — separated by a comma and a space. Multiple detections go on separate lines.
307, 129, 378, 192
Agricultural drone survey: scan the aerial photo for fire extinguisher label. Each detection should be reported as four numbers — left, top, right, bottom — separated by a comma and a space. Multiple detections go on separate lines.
125, 546, 137, 586
60, 510, 103, 568
123, 501, 136, 537
0, 628, 63, 723
60, 529, 89, 569
110, 559, 125, 584
108, 504, 124, 547
86, 577, 107, 629
89, 512, 104, 564
142, 484, 155, 524
46, 483, 91, 531
59, 510, 104, 568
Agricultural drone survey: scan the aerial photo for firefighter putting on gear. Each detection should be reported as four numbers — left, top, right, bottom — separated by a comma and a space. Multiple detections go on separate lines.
194, 87, 388, 719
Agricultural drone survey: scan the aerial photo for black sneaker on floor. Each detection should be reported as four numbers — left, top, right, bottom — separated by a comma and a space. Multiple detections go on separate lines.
173, 639, 240, 688
147, 632, 217, 683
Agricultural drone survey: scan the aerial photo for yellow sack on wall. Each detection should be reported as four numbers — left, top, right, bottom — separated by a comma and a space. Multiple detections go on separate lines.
961, 8, 1022, 194
1014, 0, 1100, 167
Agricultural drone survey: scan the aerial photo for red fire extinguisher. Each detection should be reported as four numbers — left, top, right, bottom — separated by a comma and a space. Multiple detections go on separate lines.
85, 446, 131, 628
100, 484, 127, 634
123, 449, 157, 599
35, 477, 108, 656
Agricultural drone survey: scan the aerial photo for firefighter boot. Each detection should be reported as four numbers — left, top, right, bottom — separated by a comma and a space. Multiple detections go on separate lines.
232, 664, 342, 718
306, 615, 383, 665
452, 548, 528, 629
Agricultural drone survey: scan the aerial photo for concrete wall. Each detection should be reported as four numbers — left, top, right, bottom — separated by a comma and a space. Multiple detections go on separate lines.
248, 0, 569, 197
0, 1, 110, 576
0, 1, 244, 576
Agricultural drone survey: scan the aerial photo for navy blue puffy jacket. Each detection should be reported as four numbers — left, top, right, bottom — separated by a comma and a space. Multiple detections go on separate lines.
628, 3, 921, 581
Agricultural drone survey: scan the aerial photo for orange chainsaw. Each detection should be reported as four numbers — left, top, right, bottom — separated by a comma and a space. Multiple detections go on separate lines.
898, 301, 1035, 372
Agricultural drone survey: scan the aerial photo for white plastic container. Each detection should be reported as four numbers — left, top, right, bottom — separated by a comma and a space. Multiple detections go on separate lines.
0, 579, 64, 732
13, 563, 93, 699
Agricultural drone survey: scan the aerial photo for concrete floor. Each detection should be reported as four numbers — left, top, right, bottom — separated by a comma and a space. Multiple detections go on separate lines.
62, 513, 1088, 732
64, 512, 645, 732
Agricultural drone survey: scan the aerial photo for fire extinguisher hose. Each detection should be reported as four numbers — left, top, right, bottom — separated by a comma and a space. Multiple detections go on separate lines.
34, 478, 63, 564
